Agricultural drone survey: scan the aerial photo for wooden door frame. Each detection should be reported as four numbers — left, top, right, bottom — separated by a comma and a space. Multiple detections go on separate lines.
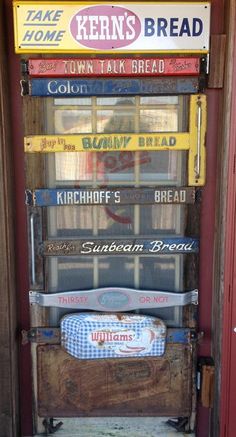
0, 2, 19, 436
217, 1, 236, 436
1, 0, 234, 436
2, 0, 33, 435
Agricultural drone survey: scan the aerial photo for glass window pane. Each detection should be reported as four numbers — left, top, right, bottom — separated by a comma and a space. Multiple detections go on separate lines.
140, 96, 178, 105
98, 256, 134, 287
139, 256, 182, 291
54, 97, 92, 106
97, 109, 136, 133
140, 109, 178, 132
48, 206, 94, 237
48, 257, 94, 292
54, 109, 92, 134
47, 205, 135, 237
139, 151, 187, 184
140, 204, 184, 234
97, 97, 136, 106
97, 205, 134, 235
55, 152, 94, 182
96, 151, 135, 183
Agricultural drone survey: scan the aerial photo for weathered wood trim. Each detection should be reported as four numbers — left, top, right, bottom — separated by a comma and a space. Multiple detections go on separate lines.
37, 344, 193, 417
208, 34, 226, 88
0, 3, 19, 437
211, 1, 236, 436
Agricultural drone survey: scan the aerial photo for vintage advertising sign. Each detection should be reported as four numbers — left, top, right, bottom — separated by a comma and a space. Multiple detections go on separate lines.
60, 313, 167, 359
13, 2, 210, 54
41, 237, 199, 256
29, 288, 199, 310
24, 132, 189, 152
25, 187, 195, 206
27, 57, 201, 77
24, 94, 206, 186
21, 77, 199, 96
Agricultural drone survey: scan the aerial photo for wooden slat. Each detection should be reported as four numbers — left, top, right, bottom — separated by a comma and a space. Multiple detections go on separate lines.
42, 237, 199, 256
208, 35, 226, 88
37, 344, 192, 417
0, 3, 19, 436
25, 187, 196, 206
24, 132, 190, 153
27, 57, 201, 77
24, 77, 200, 96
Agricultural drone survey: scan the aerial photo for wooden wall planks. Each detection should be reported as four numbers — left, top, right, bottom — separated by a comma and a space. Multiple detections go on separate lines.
0, 2, 19, 436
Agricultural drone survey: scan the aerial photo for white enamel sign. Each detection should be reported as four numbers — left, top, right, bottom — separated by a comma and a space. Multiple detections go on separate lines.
13, 2, 211, 53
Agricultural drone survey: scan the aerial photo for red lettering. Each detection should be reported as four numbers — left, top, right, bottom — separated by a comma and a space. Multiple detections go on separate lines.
58, 295, 88, 305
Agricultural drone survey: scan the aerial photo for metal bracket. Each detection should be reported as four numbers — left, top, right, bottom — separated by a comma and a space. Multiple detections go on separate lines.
20, 59, 29, 75
166, 417, 193, 433
20, 79, 29, 96
22, 327, 199, 346
29, 288, 198, 311
200, 56, 208, 75
21, 328, 61, 345
42, 418, 63, 434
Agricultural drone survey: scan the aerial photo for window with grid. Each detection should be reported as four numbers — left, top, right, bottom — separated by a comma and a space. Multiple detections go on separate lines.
45, 96, 190, 327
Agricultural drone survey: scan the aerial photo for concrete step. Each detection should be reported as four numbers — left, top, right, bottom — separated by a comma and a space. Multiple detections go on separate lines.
35, 417, 194, 436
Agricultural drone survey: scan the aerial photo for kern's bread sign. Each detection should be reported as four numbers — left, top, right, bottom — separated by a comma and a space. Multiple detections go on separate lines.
70, 5, 142, 50
13, 2, 210, 54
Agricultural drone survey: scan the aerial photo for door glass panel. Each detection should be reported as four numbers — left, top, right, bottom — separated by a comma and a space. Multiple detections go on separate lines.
47, 96, 187, 187
45, 95, 189, 327
54, 109, 92, 134
48, 257, 94, 292
98, 256, 135, 287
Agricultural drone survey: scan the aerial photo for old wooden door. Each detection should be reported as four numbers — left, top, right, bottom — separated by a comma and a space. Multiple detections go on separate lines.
24, 91, 201, 435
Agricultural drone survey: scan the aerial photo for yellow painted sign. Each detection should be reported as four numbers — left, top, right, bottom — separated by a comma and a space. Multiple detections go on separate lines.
13, 2, 210, 54
24, 133, 189, 153
24, 94, 206, 186
188, 94, 207, 185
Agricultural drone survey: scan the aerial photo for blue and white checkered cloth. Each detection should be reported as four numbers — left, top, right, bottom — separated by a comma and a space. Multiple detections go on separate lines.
61, 313, 166, 360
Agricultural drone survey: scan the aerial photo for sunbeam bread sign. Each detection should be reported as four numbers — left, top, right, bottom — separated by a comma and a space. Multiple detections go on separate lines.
13, 2, 211, 54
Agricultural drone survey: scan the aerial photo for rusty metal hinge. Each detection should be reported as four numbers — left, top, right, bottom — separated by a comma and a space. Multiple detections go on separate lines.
21, 327, 61, 345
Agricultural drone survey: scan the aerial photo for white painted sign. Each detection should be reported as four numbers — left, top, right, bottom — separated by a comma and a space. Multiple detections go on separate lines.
13, 2, 211, 53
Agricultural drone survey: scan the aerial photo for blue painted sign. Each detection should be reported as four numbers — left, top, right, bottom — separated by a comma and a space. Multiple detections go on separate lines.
42, 237, 199, 256
25, 187, 195, 206
21, 77, 199, 97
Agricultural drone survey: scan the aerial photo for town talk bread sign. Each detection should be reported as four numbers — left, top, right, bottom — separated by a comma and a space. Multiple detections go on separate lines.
13, 2, 211, 54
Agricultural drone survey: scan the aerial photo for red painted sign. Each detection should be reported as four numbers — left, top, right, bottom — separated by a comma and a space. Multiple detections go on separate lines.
27, 57, 200, 77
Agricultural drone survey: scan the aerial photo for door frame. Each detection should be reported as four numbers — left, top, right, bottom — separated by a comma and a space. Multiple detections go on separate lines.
219, 1, 236, 436
0, 2, 19, 437
1, 0, 233, 436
